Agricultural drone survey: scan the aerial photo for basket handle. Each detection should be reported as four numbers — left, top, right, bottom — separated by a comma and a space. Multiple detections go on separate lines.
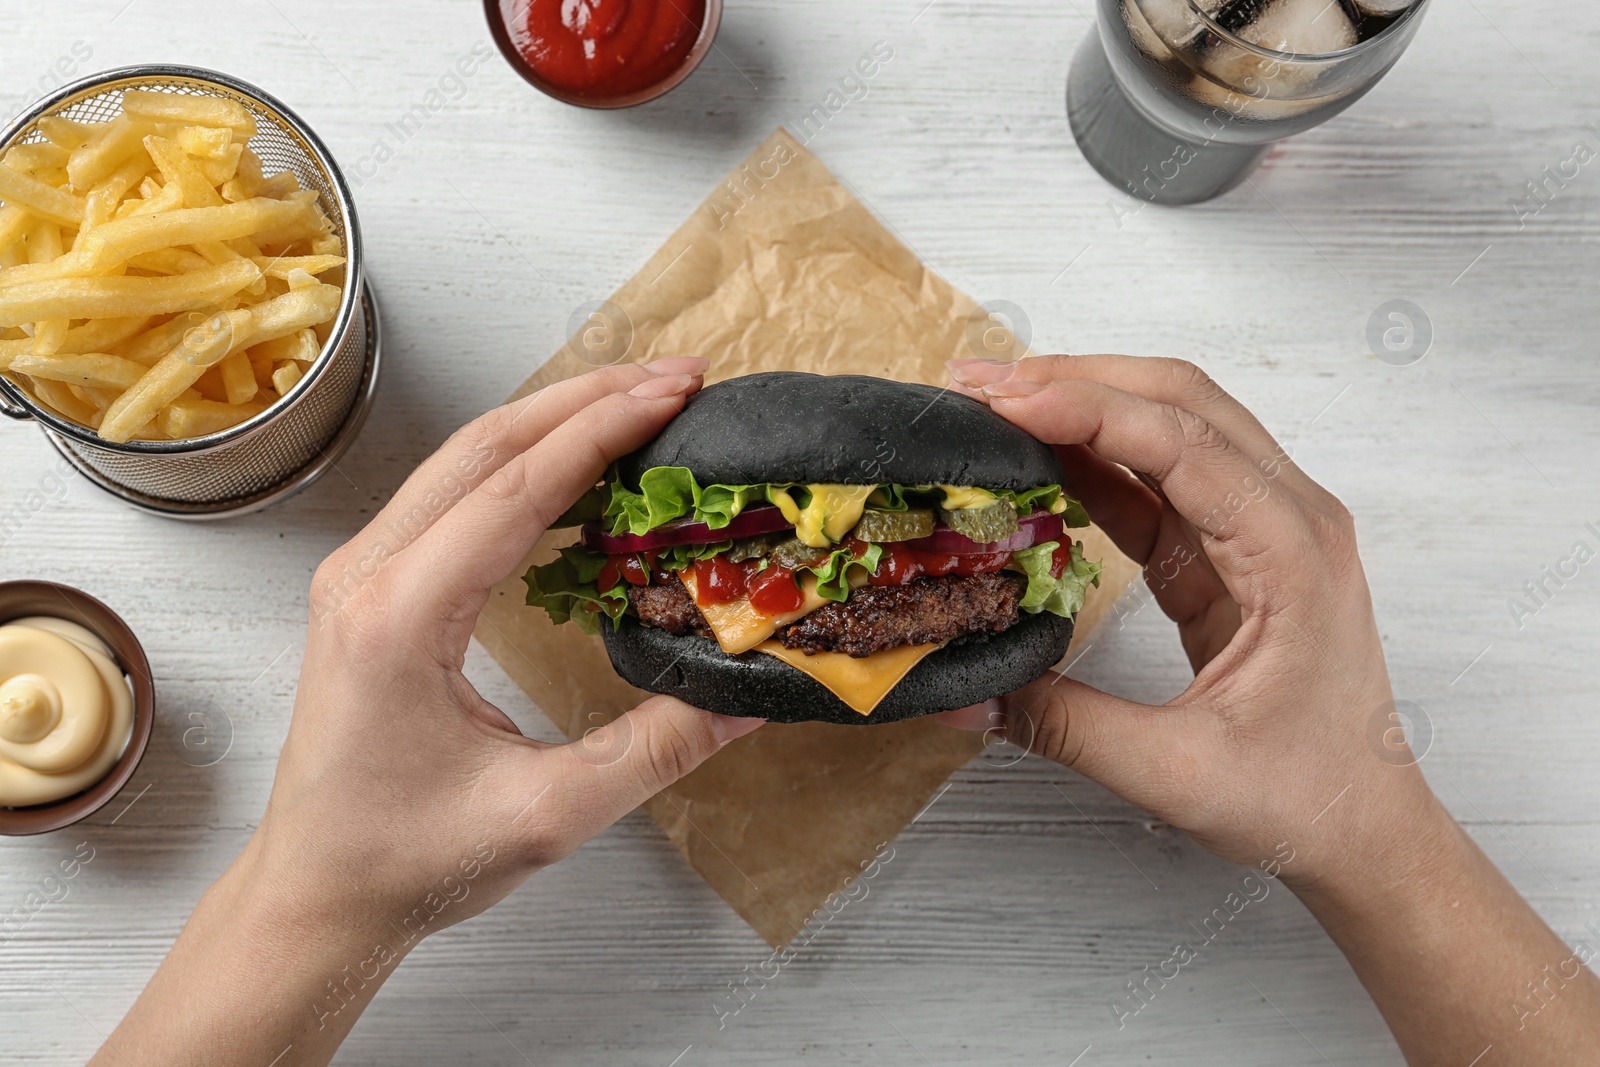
0, 380, 35, 422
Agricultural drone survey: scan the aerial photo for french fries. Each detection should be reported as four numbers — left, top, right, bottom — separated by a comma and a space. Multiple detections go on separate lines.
121, 180, 183, 218
228, 281, 341, 348
66, 115, 152, 191
25, 218, 67, 355
0, 259, 262, 326
221, 148, 263, 203
271, 361, 304, 397
36, 116, 95, 151
218, 350, 257, 405
0, 163, 84, 226
0, 316, 150, 367
125, 248, 212, 275
176, 125, 232, 161
156, 395, 267, 439
84, 153, 152, 229
9, 352, 151, 391
250, 327, 319, 365
61, 195, 312, 275
250, 253, 345, 280
28, 376, 101, 426
0, 205, 29, 250
98, 308, 252, 443
145, 135, 224, 209
4, 143, 70, 175
120, 90, 257, 139
0, 89, 346, 441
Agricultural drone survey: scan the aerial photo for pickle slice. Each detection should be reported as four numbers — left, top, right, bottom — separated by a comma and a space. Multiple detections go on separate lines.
724, 533, 785, 562
769, 537, 833, 571
850, 508, 935, 543
939, 499, 1019, 544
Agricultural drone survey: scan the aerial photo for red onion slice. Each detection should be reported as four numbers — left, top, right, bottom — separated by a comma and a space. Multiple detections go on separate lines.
904, 511, 1066, 554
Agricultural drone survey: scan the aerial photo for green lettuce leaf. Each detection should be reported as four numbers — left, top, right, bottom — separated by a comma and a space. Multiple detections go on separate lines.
604, 467, 769, 535
656, 541, 733, 571
600, 465, 1087, 537
808, 543, 884, 602
551, 484, 607, 528
1010, 540, 1103, 618
522, 546, 631, 635
996, 485, 1090, 527
866, 484, 911, 511
1056, 497, 1092, 529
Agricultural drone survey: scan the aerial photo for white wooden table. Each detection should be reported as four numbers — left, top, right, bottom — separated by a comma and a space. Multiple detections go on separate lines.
4, 2, 1597, 1063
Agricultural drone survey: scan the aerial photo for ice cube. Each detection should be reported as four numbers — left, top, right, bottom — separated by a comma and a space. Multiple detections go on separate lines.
1234, 0, 1358, 54
1124, 0, 1177, 61
1127, 0, 1209, 54
1185, 73, 1324, 119
1209, 0, 1271, 34
1353, 0, 1413, 13
1190, 0, 1354, 99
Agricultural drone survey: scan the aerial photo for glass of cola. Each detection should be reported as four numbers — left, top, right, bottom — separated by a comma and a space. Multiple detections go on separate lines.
1068, 0, 1432, 204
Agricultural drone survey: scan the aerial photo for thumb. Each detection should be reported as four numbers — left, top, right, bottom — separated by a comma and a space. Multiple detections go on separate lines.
559, 696, 765, 832
942, 675, 1200, 813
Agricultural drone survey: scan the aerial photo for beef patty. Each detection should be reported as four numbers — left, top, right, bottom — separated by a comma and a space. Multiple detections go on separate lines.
628, 571, 1027, 658
628, 582, 714, 639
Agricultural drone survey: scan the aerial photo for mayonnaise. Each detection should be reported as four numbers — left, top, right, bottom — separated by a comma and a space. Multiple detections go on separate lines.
768, 485, 877, 549
0, 617, 134, 808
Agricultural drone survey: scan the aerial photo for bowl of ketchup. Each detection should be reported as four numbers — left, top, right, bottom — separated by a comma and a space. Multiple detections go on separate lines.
487, 0, 723, 108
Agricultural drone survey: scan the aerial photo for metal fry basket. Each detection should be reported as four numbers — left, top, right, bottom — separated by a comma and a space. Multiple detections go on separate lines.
0, 65, 380, 519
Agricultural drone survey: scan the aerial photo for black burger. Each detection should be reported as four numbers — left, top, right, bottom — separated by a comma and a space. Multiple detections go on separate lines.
524, 372, 1101, 724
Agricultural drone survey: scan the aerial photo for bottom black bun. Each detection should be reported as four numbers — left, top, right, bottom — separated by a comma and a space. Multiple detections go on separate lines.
600, 613, 1075, 725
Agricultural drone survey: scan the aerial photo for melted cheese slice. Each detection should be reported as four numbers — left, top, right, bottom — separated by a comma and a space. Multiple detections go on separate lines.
680, 571, 832, 655
681, 565, 939, 716
755, 641, 945, 717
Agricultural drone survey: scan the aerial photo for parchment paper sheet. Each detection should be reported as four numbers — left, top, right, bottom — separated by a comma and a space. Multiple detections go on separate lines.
474, 129, 1139, 948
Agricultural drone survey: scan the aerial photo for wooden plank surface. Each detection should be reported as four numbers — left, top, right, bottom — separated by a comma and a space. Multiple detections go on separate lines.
2, 1, 1597, 1063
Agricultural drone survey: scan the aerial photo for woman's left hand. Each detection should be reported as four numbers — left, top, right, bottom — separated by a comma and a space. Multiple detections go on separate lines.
93, 358, 761, 1067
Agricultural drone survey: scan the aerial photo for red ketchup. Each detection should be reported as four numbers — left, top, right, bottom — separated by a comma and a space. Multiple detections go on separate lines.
598, 553, 651, 590
748, 563, 804, 616
866, 543, 1015, 587
503, 0, 708, 101
690, 556, 748, 606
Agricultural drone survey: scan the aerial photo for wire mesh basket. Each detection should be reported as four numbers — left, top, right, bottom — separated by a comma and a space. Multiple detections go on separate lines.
0, 65, 377, 519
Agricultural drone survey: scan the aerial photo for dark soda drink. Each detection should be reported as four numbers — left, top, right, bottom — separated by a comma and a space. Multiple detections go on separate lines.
1069, 0, 1431, 203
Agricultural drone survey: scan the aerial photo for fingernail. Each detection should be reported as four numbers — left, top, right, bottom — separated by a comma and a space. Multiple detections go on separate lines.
947, 358, 1017, 386
711, 714, 766, 746
630, 373, 695, 399
937, 699, 1001, 732
982, 379, 1043, 398
643, 356, 710, 376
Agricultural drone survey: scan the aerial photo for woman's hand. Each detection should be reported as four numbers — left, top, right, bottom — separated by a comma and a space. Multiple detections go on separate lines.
93, 359, 762, 1067
942, 354, 1600, 1066
944, 353, 1436, 884
262, 356, 759, 935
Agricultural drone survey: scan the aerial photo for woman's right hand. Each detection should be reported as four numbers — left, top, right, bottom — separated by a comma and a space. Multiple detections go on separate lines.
940, 354, 1600, 1067
941, 354, 1451, 890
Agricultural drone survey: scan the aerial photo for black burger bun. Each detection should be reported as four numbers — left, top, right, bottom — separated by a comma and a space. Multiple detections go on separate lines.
600, 611, 1075, 725
617, 371, 1064, 490
602, 372, 1075, 724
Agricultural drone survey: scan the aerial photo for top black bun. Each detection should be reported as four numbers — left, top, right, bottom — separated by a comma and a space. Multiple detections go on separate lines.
617, 372, 1062, 489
